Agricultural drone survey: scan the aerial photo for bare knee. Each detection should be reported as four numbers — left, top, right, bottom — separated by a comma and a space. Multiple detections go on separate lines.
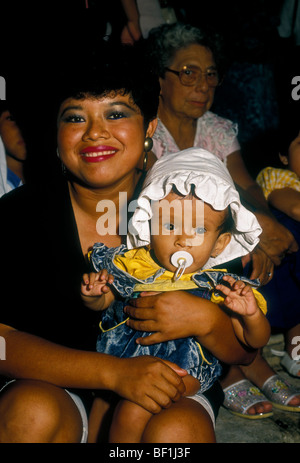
0, 380, 83, 443
110, 399, 152, 443
142, 398, 216, 443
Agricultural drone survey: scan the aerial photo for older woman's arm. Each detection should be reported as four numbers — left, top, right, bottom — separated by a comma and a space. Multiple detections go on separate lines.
226, 150, 298, 283
125, 291, 256, 365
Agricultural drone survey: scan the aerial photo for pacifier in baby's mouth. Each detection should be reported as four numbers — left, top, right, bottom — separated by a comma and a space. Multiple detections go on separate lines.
170, 251, 194, 281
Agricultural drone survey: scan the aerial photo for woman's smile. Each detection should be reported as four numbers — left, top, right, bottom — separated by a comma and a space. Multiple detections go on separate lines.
80, 145, 118, 163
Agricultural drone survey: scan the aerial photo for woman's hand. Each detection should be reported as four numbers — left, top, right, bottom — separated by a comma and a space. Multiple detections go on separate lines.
125, 291, 199, 345
243, 214, 298, 285
125, 291, 256, 365
256, 214, 298, 266
242, 247, 274, 286
110, 356, 187, 414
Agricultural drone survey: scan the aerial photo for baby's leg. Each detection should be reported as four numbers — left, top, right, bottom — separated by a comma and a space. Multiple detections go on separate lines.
109, 399, 152, 443
183, 374, 201, 396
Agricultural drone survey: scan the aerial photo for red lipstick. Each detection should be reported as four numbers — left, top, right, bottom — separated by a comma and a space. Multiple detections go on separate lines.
80, 145, 118, 163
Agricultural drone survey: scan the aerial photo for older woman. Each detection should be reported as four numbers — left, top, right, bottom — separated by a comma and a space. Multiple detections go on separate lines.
145, 22, 300, 418
0, 42, 253, 443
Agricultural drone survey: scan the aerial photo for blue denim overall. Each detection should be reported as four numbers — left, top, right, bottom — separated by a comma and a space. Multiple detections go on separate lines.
91, 243, 259, 392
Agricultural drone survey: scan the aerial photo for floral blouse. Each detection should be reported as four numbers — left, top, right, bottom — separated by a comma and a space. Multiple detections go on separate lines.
152, 111, 240, 164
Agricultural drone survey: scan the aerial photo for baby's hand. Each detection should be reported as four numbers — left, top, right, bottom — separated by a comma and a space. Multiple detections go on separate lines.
215, 275, 259, 317
81, 270, 114, 297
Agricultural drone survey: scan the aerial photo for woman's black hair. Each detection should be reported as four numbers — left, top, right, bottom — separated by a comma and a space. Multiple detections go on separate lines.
17, 40, 160, 183
55, 41, 160, 128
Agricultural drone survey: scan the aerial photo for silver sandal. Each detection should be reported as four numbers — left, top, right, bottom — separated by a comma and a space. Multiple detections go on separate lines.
223, 379, 273, 419
262, 374, 300, 412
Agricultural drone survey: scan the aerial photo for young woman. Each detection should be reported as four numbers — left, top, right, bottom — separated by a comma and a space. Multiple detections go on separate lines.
0, 42, 255, 443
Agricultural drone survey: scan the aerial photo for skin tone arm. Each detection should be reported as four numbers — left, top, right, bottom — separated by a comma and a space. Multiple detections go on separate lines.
0, 323, 187, 414
227, 151, 298, 282
268, 187, 300, 221
215, 275, 271, 349
125, 290, 257, 365
120, 0, 142, 44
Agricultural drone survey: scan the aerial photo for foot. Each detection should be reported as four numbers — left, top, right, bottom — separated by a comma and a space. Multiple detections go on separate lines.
242, 351, 300, 408
221, 366, 272, 417
262, 375, 300, 412
223, 379, 273, 419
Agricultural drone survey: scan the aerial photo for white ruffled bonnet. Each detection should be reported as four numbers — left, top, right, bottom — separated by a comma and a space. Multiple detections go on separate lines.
127, 148, 261, 268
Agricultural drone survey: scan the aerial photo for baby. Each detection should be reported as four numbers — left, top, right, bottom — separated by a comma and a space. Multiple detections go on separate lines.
82, 148, 270, 442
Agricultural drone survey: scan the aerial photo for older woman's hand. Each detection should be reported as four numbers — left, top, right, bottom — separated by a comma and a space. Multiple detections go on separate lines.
242, 247, 274, 286
256, 214, 298, 265
242, 214, 298, 285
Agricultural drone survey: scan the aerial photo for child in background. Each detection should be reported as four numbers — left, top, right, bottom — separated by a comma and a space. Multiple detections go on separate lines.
257, 123, 300, 379
82, 148, 270, 442
257, 125, 300, 221
0, 103, 27, 197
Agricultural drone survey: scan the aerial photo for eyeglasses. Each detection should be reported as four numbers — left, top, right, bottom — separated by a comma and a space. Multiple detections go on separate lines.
165, 65, 219, 87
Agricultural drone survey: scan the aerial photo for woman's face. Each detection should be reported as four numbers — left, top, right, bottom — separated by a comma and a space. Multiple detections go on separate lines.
0, 110, 27, 161
57, 93, 156, 189
159, 44, 217, 120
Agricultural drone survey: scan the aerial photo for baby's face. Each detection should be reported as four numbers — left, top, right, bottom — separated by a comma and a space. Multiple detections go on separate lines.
150, 191, 230, 273
288, 130, 300, 177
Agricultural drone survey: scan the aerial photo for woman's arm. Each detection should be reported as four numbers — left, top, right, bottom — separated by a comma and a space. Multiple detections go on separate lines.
0, 323, 187, 414
125, 291, 257, 365
268, 187, 300, 221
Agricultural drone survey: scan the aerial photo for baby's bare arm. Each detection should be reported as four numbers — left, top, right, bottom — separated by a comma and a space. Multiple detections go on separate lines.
81, 270, 115, 311
216, 275, 270, 349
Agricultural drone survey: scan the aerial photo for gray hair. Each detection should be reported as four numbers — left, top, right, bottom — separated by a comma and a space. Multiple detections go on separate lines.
146, 22, 226, 79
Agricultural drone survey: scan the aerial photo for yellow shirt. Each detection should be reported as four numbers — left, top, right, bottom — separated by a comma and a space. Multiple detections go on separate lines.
113, 247, 267, 314
113, 246, 199, 291
257, 167, 300, 200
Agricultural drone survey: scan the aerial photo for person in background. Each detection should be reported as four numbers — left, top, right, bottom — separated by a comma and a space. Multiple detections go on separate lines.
0, 103, 26, 197
144, 22, 300, 418
256, 122, 300, 379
